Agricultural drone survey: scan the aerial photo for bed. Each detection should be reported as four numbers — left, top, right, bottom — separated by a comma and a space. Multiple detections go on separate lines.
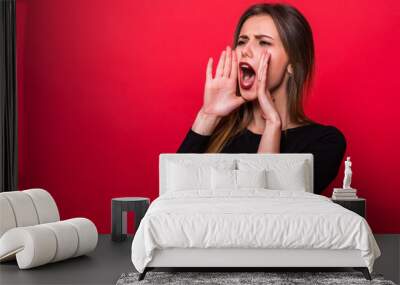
131, 153, 381, 281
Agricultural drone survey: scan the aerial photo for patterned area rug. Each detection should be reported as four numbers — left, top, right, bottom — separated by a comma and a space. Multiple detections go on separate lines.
116, 271, 397, 285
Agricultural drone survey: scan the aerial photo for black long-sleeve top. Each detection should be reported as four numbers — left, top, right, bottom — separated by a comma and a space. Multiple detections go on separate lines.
177, 122, 347, 195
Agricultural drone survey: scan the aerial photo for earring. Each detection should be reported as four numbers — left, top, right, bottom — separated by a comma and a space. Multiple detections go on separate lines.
287, 65, 293, 76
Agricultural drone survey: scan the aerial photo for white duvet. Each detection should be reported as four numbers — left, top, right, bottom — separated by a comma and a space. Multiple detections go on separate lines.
131, 189, 381, 273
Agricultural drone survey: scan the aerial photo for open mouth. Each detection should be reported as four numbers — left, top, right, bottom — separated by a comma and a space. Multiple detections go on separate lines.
239, 62, 256, 90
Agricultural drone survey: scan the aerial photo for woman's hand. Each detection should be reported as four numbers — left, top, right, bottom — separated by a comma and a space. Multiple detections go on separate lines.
256, 50, 282, 126
202, 46, 246, 117
256, 50, 282, 153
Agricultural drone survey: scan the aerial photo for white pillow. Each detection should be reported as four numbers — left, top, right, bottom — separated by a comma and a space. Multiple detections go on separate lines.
211, 168, 268, 190
211, 168, 236, 190
236, 169, 268, 188
266, 162, 307, 191
166, 159, 236, 192
167, 162, 210, 191
237, 159, 308, 192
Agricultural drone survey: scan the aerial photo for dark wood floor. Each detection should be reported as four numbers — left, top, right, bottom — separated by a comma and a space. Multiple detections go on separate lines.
0, 234, 399, 285
0, 235, 134, 285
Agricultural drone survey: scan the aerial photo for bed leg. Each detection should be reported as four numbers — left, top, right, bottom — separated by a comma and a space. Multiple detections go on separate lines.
354, 267, 371, 280
138, 268, 148, 281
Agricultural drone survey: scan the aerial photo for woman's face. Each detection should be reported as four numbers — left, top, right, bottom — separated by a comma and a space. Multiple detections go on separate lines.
235, 14, 291, 101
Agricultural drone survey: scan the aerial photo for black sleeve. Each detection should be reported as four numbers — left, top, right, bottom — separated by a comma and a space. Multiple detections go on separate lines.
307, 126, 347, 195
177, 128, 212, 153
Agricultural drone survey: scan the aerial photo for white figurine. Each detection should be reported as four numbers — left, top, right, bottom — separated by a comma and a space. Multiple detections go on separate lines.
342, 156, 353, 189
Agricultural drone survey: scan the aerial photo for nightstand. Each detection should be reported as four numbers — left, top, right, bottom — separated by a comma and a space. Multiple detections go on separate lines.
111, 197, 150, 242
331, 198, 366, 219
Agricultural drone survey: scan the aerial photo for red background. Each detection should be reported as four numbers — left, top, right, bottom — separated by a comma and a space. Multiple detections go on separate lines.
16, 0, 400, 233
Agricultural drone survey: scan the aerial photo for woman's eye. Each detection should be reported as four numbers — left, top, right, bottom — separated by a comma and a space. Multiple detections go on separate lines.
236, 40, 271, 46
260, 41, 271, 46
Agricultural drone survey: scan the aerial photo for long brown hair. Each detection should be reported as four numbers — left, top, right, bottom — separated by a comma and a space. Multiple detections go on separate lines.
205, 3, 316, 153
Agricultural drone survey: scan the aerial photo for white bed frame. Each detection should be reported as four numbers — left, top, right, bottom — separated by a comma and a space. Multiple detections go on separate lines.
139, 154, 371, 280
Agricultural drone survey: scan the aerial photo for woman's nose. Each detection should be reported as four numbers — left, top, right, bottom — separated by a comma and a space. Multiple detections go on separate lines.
241, 43, 253, 58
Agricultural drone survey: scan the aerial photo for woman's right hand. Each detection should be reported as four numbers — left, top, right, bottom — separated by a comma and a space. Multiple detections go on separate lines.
202, 46, 246, 117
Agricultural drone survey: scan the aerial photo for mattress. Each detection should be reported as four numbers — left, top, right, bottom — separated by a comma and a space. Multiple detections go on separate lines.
131, 189, 381, 273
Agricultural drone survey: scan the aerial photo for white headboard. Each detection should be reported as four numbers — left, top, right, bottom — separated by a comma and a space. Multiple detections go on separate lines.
159, 153, 314, 195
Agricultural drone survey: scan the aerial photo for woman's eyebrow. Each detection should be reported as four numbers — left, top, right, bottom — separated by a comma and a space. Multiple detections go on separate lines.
256, 34, 273, 40
238, 34, 274, 40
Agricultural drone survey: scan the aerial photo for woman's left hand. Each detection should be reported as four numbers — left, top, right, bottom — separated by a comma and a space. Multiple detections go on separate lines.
256, 50, 282, 125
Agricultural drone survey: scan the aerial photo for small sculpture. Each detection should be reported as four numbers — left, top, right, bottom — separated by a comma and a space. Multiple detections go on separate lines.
342, 156, 353, 189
